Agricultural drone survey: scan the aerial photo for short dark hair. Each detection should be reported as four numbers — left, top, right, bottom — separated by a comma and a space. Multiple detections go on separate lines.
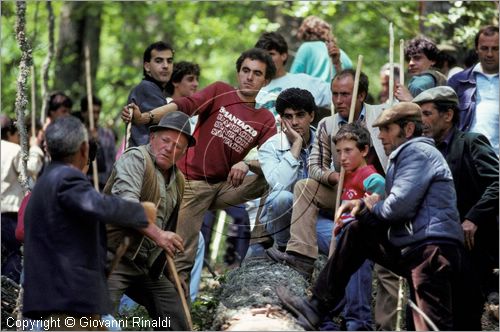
143, 41, 174, 77
433, 101, 460, 127
333, 123, 371, 151
332, 69, 369, 101
275, 88, 317, 116
395, 119, 423, 138
0, 115, 17, 140
48, 91, 73, 113
80, 95, 102, 113
405, 37, 440, 63
236, 48, 276, 81
475, 25, 499, 49
165, 61, 200, 96
255, 32, 288, 65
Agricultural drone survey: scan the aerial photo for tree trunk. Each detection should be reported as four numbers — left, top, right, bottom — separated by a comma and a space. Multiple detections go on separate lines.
40, 0, 54, 123
14, 0, 32, 193
54, 2, 102, 100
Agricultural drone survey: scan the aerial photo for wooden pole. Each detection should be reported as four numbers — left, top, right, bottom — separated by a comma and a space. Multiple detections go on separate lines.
84, 43, 99, 191
388, 23, 394, 105
125, 107, 133, 150
329, 55, 363, 257
30, 65, 36, 139
166, 255, 193, 330
400, 39, 405, 86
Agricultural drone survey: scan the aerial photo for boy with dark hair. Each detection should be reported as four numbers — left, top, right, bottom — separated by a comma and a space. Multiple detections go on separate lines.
165, 61, 200, 98
331, 123, 385, 330
395, 37, 447, 101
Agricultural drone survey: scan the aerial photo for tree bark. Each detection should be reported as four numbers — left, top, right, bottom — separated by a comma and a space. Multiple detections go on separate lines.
14, 0, 32, 193
54, 2, 102, 99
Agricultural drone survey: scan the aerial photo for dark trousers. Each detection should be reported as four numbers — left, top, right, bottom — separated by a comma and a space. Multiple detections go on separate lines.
1, 212, 22, 283
313, 220, 482, 331
107, 258, 188, 331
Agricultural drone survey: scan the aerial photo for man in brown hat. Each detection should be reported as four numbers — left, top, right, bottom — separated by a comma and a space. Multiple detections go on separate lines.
106, 111, 195, 330
276, 102, 470, 331
414, 86, 499, 327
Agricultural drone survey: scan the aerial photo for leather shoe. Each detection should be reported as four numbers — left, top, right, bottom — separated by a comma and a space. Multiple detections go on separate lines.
276, 286, 321, 330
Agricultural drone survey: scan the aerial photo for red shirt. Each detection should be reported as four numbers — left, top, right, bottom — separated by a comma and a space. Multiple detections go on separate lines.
174, 82, 276, 182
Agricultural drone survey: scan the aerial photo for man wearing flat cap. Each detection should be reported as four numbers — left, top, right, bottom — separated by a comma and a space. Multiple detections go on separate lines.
414, 86, 499, 325
105, 111, 195, 330
276, 102, 472, 331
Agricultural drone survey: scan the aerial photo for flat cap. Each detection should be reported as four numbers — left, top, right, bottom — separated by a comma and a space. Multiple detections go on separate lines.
412, 86, 459, 105
372, 102, 422, 128
149, 111, 196, 147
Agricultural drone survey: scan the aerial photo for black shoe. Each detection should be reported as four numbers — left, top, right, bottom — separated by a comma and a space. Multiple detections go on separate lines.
276, 286, 321, 330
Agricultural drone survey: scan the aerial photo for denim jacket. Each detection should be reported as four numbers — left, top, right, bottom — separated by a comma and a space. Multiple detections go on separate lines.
448, 66, 476, 132
258, 128, 315, 192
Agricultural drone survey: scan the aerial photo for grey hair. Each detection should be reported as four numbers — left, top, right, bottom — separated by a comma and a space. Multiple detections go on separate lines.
45, 116, 88, 161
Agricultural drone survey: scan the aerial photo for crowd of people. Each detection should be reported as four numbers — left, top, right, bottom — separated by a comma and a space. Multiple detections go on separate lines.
1, 15, 498, 331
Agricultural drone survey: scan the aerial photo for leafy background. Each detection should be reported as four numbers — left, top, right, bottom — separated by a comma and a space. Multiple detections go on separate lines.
1, 1, 497, 134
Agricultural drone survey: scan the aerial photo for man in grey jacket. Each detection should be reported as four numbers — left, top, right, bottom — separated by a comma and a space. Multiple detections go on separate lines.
276, 102, 469, 331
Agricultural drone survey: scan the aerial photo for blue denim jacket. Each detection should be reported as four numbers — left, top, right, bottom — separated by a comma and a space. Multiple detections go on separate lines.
448, 66, 476, 131
258, 128, 315, 192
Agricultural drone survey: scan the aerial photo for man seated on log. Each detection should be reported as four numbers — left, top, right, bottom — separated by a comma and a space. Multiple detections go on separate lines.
276, 102, 475, 331
414, 86, 499, 328
106, 111, 196, 330
122, 48, 277, 289
22, 116, 156, 330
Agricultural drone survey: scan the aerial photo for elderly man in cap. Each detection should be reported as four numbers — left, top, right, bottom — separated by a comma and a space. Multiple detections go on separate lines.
414, 86, 499, 325
105, 111, 195, 330
276, 102, 469, 331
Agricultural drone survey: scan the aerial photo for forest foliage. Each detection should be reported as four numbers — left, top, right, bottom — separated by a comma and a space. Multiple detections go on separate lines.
1, 1, 497, 132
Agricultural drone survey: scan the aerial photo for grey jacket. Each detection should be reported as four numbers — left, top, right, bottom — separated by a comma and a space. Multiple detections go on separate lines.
372, 137, 464, 249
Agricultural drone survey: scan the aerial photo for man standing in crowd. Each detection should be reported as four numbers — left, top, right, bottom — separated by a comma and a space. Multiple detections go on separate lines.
78, 95, 117, 191
127, 41, 174, 147
23, 116, 156, 329
254, 32, 331, 118
277, 102, 471, 331
448, 25, 499, 155
123, 47, 277, 288
106, 112, 195, 330
414, 86, 498, 326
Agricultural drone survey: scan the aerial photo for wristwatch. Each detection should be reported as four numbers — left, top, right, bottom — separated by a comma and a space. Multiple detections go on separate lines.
147, 111, 155, 124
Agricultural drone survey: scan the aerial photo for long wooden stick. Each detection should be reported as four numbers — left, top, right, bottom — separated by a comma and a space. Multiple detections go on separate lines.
30, 65, 36, 139
388, 23, 394, 105
167, 255, 193, 330
329, 55, 363, 257
84, 43, 99, 191
400, 39, 405, 86
125, 107, 133, 150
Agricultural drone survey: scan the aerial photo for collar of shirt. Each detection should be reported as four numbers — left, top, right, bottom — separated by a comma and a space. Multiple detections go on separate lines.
436, 128, 455, 156
338, 104, 366, 126
473, 63, 500, 78
144, 75, 167, 93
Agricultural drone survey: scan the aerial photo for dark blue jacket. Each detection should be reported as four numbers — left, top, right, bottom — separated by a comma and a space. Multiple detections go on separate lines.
23, 162, 148, 318
448, 66, 476, 132
372, 137, 464, 249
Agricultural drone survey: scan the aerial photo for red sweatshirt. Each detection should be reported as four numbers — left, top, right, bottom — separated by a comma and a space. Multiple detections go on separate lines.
174, 82, 276, 182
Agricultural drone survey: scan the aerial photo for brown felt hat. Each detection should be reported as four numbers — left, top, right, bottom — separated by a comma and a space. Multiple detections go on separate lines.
412, 86, 459, 106
149, 111, 196, 147
372, 102, 422, 128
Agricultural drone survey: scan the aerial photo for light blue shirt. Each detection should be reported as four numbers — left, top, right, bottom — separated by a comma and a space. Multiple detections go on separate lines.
258, 128, 316, 192
471, 63, 499, 155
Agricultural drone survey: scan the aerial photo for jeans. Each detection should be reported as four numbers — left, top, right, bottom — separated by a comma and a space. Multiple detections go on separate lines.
261, 190, 294, 248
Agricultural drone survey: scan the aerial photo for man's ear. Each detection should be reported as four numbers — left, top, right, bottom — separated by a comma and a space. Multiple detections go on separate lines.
405, 122, 416, 138
444, 109, 454, 124
80, 141, 89, 169
144, 62, 151, 75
